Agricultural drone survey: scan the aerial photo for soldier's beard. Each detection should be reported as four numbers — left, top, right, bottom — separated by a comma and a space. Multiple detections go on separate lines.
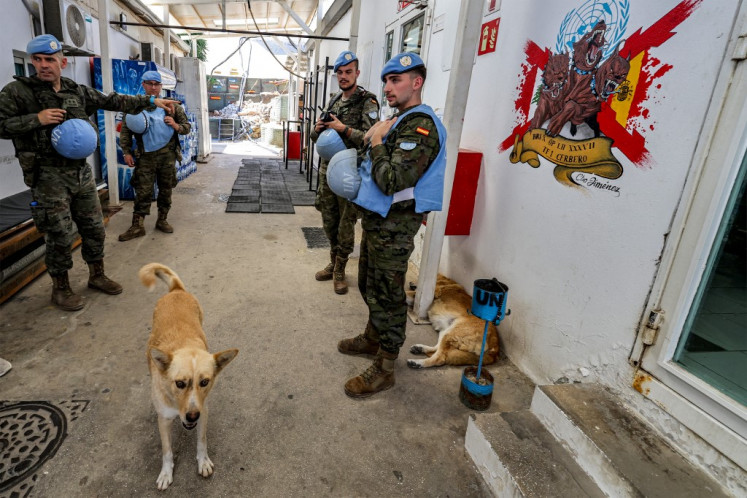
339, 81, 357, 92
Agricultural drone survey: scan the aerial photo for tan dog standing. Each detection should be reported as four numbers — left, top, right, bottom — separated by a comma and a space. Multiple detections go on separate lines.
406, 275, 499, 368
139, 263, 238, 490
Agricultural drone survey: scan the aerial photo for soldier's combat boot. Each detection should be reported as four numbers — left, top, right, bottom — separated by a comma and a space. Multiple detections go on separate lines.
344, 349, 396, 398
315, 250, 336, 281
50, 272, 84, 311
333, 256, 349, 294
338, 320, 379, 357
118, 213, 145, 241
155, 209, 173, 233
87, 260, 123, 295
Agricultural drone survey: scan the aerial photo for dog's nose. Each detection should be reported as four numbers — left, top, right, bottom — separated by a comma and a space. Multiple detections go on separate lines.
186, 411, 200, 423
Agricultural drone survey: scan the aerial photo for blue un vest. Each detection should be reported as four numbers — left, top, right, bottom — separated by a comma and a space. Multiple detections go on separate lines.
141, 107, 175, 153
353, 104, 447, 218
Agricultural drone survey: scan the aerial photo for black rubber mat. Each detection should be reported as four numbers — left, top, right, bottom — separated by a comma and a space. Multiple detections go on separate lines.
226, 202, 260, 213
301, 227, 330, 248
225, 158, 309, 213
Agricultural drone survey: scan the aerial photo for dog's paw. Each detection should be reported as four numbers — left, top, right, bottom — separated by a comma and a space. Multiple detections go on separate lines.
407, 359, 424, 369
410, 344, 425, 355
197, 455, 214, 477
156, 469, 173, 490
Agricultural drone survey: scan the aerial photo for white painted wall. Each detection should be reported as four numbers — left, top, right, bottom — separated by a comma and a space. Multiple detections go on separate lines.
344, 0, 745, 490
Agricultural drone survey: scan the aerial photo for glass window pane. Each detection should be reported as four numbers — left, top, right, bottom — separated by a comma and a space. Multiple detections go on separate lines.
674, 149, 747, 406
400, 14, 424, 54
385, 31, 394, 62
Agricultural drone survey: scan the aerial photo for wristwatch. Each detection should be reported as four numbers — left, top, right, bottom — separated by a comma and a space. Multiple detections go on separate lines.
149, 95, 155, 105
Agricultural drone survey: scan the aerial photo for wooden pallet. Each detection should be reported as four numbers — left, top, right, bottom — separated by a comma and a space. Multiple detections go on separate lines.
0, 189, 113, 305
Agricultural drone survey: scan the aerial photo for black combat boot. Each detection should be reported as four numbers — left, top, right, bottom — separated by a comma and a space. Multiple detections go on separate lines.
315, 250, 336, 281
344, 349, 397, 398
87, 260, 123, 295
51, 272, 84, 311
333, 255, 349, 294
118, 213, 145, 241
155, 209, 173, 233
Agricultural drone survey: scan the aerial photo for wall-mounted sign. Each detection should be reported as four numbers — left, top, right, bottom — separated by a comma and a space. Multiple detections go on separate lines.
477, 18, 500, 56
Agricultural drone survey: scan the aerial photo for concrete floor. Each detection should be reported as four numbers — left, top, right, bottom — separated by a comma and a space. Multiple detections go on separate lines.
0, 142, 535, 497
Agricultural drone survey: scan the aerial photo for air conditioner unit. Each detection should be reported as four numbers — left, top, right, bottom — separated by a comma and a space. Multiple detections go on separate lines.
170, 54, 182, 81
154, 47, 164, 66
43, 0, 97, 56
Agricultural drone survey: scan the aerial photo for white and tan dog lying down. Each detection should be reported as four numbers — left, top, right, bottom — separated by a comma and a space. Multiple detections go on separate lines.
139, 263, 238, 491
406, 275, 499, 369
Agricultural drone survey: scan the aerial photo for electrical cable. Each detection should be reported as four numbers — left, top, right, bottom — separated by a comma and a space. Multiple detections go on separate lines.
246, 0, 304, 78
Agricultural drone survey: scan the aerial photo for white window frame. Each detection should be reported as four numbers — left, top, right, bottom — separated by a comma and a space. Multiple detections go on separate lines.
632, 12, 747, 468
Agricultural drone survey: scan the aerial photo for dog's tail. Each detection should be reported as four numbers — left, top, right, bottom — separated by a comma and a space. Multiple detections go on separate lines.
138, 263, 185, 292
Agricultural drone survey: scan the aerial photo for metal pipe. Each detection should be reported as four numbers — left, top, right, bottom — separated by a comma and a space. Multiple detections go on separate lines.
109, 20, 350, 41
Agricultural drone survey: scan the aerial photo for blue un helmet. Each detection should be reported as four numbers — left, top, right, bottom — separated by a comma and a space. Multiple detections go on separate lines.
333, 51, 358, 72
316, 128, 346, 160
51, 119, 98, 159
381, 52, 425, 82
125, 113, 148, 134
326, 149, 361, 200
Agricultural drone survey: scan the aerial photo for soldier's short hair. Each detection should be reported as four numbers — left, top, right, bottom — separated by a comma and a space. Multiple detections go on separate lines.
407, 66, 427, 82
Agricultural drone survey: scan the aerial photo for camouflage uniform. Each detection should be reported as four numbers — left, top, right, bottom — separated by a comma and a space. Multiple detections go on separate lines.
310, 86, 379, 257
0, 75, 154, 276
119, 104, 190, 217
358, 108, 441, 355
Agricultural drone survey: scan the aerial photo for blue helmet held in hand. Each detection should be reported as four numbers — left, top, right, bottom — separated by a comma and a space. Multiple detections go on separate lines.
316, 128, 346, 161
51, 119, 98, 159
125, 113, 148, 134
326, 148, 361, 200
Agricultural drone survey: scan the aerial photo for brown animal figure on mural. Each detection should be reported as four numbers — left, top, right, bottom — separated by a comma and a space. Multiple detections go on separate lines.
405, 275, 499, 369
547, 44, 630, 137
530, 51, 570, 130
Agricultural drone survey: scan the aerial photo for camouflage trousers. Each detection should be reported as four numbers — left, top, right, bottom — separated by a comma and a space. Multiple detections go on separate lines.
357, 212, 423, 355
28, 163, 105, 276
131, 149, 177, 216
315, 162, 357, 257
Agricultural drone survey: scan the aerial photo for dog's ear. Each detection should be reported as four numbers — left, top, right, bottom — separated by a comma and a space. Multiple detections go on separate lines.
149, 347, 171, 372
214, 349, 239, 374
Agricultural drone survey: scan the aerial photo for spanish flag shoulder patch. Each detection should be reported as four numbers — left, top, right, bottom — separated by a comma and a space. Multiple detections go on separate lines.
415, 126, 430, 136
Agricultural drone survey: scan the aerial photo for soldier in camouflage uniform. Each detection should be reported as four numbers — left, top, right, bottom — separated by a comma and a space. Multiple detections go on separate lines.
0, 35, 179, 311
338, 53, 444, 398
310, 51, 379, 294
118, 71, 191, 240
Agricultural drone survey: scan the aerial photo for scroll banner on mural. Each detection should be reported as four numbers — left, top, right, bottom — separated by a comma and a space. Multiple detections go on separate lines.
509, 130, 623, 187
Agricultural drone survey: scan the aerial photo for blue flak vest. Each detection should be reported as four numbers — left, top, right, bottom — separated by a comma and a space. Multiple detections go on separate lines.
141, 107, 175, 153
353, 104, 447, 218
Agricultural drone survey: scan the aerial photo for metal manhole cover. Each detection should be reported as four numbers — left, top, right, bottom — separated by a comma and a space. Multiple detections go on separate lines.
301, 227, 329, 248
0, 400, 89, 496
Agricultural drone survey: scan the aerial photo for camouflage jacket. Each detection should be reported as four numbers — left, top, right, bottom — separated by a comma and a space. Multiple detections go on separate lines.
0, 75, 153, 185
362, 107, 441, 230
310, 85, 379, 160
120, 103, 191, 161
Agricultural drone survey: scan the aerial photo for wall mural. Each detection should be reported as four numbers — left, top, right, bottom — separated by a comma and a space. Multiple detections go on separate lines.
500, 0, 703, 192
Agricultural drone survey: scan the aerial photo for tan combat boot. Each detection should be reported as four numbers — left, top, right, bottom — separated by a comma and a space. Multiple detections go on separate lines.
344, 349, 396, 398
315, 250, 336, 281
87, 260, 123, 295
118, 213, 145, 241
333, 255, 349, 294
50, 272, 84, 311
337, 320, 379, 357
155, 209, 173, 233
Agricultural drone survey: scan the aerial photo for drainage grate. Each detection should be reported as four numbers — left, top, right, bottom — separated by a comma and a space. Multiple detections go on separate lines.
301, 227, 330, 249
261, 203, 295, 214
226, 202, 260, 213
